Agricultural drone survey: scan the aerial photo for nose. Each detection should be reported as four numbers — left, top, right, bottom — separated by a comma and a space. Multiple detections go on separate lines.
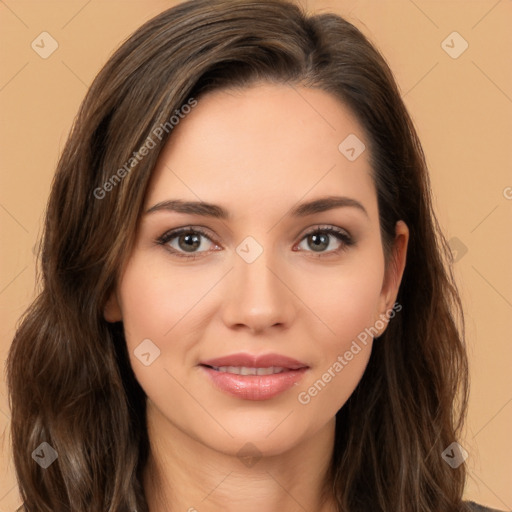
220, 248, 296, 335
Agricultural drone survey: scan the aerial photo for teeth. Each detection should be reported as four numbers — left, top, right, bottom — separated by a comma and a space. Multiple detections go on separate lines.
211, 366, 286, 375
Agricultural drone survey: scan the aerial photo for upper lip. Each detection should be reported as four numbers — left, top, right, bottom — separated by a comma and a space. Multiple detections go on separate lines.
200, 353, 308, 370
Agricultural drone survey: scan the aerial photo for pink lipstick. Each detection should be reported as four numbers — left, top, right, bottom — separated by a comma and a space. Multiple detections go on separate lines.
199, 353, 309, 401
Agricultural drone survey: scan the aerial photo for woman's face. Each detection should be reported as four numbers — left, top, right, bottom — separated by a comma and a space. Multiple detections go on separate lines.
105, 83, 407, 457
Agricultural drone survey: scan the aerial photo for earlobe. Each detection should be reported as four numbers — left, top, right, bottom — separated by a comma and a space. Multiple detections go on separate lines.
377, 220, 409, 330
384, 220, 409, 305
103, 290, 123, 323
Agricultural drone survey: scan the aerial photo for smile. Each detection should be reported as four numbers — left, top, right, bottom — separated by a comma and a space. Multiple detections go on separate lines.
208, 366, 289, 375
199, 352, 309, 400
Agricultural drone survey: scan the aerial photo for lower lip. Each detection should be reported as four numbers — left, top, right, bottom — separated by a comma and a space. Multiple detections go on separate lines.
200, 366, 308, 401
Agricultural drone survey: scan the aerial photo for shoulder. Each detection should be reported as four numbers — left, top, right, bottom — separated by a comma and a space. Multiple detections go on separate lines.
464, 500, 508, 512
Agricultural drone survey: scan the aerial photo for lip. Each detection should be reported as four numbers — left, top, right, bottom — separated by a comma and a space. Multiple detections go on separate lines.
199, 352, 309, 401
200, 353, 308, 370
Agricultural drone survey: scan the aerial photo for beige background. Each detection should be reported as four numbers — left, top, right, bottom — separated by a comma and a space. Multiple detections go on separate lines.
1, 1, 511, 510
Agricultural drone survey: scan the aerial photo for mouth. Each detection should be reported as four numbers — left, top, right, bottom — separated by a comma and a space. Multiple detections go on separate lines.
199, 353, 309, 401
204, 365, 293, 376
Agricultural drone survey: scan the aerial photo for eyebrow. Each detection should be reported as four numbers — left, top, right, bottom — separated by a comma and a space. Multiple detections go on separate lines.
145, 195, 368, 219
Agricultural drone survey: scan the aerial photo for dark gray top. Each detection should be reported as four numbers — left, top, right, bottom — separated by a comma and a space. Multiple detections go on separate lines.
466, 501, 508, 512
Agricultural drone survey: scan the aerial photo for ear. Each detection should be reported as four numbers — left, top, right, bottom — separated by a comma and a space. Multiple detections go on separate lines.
103, 289, 123, 323
375, 220, 409, 332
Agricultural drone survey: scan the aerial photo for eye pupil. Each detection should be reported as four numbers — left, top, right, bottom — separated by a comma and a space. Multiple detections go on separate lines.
179, 233, 201, 252
308, 233, 329, 251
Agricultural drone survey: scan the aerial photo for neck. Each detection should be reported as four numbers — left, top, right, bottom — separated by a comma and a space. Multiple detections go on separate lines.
142, 401, 338, 512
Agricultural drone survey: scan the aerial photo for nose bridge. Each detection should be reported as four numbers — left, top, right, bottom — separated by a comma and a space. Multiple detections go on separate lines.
221, 238, 295, 332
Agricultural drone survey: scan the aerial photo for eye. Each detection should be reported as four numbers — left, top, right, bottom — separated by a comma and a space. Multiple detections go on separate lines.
295, 225, 354, 255
156, 224, 354, 260
156, 226, 220, 259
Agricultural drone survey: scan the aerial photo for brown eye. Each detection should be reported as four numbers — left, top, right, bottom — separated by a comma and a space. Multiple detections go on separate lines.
306, 232, 330, 252
296, 226, 354, 255
157, 227, 220, 259
177, 232, 202, 252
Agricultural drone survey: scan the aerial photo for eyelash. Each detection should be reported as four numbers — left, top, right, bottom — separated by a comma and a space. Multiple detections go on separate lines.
155, 225, 355, 260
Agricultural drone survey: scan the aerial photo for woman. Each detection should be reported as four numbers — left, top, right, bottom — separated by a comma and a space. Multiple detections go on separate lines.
6, 1, 504, 511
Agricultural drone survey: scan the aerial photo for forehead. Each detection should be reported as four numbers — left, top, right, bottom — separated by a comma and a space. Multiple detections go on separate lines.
144, 84, 377, 221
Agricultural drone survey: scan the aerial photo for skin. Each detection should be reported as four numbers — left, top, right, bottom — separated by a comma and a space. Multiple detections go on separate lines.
104, 83, 409, 512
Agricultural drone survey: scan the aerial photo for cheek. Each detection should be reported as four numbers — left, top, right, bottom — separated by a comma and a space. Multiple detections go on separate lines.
116, 253, 227, 392
301, 247, 386, 348
118, 253, 219, 344
294, 250, 384, 415
295, 277, 377, 424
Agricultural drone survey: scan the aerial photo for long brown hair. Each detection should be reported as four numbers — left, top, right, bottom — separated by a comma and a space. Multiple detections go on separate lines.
7, 1, 470, 510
